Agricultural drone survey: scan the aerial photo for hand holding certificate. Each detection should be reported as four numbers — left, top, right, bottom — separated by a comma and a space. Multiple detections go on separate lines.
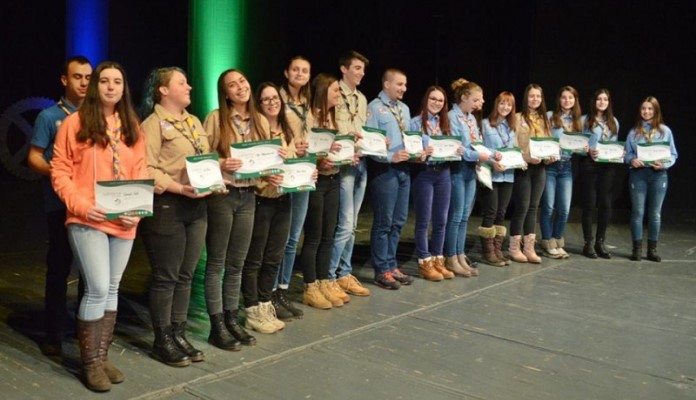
559, 132, 590, 154
278, 156, 318, 193
470, 141, 492, 158
403, 131, 424, 159
429, 136, 461, 161
358, 126, 388, 157
95, 179, 155, 219
186, 153, 226, 193
326, 135, 355, 166
637, 142, 671, 165
230, 139, 284, 179
307, 128, 336, 157
594, 141, 625, 163
497, 147, 526, 170
529, 137, 561, 160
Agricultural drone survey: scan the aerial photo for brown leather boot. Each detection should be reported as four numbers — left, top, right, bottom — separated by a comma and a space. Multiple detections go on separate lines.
445, 255, 470, 277
432, 256, 454, 279
493, 225, 511, 265
99, 311, 124, 384
77, 318, 111, 392
523, 233, 542, 264
418, 257, 443, 281
508, 235, 528, 263
479, 226, 505, 267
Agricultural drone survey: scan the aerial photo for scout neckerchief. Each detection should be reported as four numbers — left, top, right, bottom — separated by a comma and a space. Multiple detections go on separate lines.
57, 99, 73, 116
286, 98, 308, 135
231, 113, 252, 141
596, 115, 611, 141
427, 114, 440, 136
528, 112, 544, 138
495, 119, 512, 147
340, 86, 359, 123
106, 112, 122, 180
381, 98, 406, 132
640, 123, 658, 143
464, 113, 479, 142
561, 113, 573, 132
165, 115, 204, 155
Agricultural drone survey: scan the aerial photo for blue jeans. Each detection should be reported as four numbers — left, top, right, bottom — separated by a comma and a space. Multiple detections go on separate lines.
444, 163, 477, 256
329, 159, 367, 279
369, 164, 410, 274
629, 168, 668, 241
412, 166, 451, 259
205, 187, 255, 315
68, 224, 133, 321
540, 159, 573, 240
277, 190, 310, 287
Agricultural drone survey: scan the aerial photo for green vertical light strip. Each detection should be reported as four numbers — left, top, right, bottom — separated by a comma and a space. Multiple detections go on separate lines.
189, 0, 247, 119
188, 0, 247, 318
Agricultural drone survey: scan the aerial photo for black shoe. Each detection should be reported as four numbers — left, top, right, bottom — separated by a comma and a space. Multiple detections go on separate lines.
374, 271, 401, 290
583, 241, 597, 259
172, 322, 204, 362
630, 240, 642, 261
275, 289, 304, 319
271, 291, 297, 321
647, 240, 661, 262
208, 313, 241, 351
391, 268, 414, 285
594, 239, 611, 259
152, 326, 191, 367
224, 310, 257, 346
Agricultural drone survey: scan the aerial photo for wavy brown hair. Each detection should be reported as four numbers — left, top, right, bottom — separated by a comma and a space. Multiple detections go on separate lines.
521, 83, 551, 135
255, 81, 294, 144
310, 73, 338, 129
634, 96, 665, 137
551, 86, 583, 132
417, 86, 451, 135
585, 88, 618, 137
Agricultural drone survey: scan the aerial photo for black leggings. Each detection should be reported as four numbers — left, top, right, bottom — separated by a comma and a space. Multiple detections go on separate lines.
579, 157, 615, 241
479, 182, 513, 228
510, 164, 546, 236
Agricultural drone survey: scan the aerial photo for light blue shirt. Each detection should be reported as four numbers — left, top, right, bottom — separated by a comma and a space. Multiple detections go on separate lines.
482, 118, 515, 183
548, 110, 577, 161
582, 114, 620, 148
410, 113, 445, 165
449, 105, 482, 162
367, 91, 411, 163
625, 122, 678, 169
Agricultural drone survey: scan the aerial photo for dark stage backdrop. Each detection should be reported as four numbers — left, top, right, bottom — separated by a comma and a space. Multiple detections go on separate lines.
0, 0, 693, 250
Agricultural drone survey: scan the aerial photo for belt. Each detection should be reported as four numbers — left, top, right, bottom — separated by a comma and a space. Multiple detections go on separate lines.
228, 185, 255, 193
426, 164, 448, 172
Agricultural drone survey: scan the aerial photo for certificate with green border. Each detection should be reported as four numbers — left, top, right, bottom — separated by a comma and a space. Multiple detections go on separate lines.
230, 139, 284, 179
95, 179, 154, 219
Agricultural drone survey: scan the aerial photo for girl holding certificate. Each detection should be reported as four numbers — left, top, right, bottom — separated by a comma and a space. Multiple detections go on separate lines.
540, 86, 583, 259
625, 96, 678, 262
445, 78, 489, 276
300, 73, 345, 309
279, 56, 314, 303
479, 92, 518, 267
509, 84, 552, 264
242, 82, 306, 325
204, 69, 281, 337
52, 61, 145, 391
140, 67, 212, 366
410, 86, 456, 281
580, 89, 620, 259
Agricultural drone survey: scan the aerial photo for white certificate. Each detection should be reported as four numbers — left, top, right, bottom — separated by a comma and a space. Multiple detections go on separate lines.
185, 153, 225, 194
470, 141, 492, 158
307, 128, 336, 157
358, 126, 388, 157
403, 131, 424, 158
559, 132, 590, 154
429, 136, 461, 161
498, 147, 526, 170
529, 137, 561, 160
230, 139, 284, 179
637, 142, 671, 165
476, 163, 493, 190
326, 135, 355, 166
594, 141, 625, 163
95, 179, 154, 219
278, 156, 317, 193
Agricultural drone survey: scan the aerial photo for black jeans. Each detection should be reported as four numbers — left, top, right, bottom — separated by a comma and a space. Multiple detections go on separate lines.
44, 208, 75, 340
479, 182, 514, 228
242, 195, 291, 307
299, 174, 340, 283
579, 157, 615, 241
510, 164, 546, 236
141, 193, 207, 328
205, 187, 255, 315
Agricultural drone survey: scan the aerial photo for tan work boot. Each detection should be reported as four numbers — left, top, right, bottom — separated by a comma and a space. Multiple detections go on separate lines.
303, 281, 332, 310
337, 274, 370, 296
318, 279, 344, 307
445, 255, 470, 277
245, 304, 280, 334
419, 257, 444, 281
523, 233, 542, 264
493, 225, 511, 265
508, 235, 528, 263
479, 226, 506, 267
432, 256, 454, 279
328, 280, 351, 303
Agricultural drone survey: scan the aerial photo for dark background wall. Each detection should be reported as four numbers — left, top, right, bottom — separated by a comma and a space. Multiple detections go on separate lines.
0, 0, 693, 250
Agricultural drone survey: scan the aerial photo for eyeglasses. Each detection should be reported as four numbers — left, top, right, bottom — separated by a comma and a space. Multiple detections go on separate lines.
428, 97, 445, 103
260, 96, 281, 105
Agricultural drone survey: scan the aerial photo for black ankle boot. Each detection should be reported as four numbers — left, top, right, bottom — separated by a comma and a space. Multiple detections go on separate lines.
270, 291, 295, 321
208, 313, 241, 351
647, 240, 661, 262
630, 240, 642, 261
152, 326, 191, 367
275, 289, 304, 319
224, 310, 256, 346
172, 322, 204, 362
583, 241, 597, 259
594, 239, 611, 259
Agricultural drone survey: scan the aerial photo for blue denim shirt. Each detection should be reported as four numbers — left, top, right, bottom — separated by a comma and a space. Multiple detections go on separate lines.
367, 91, 411, 163
482, 118, 515, 183
448, 105, 481, 162
625, 122, 678, 169
548, 110, 579, 162
581, 114, 620, 148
